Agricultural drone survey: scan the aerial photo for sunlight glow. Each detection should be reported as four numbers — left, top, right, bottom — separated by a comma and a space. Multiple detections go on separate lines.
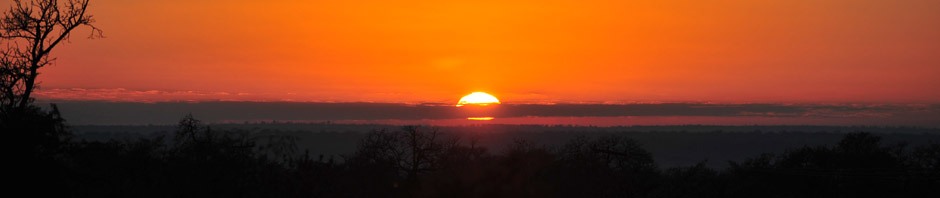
467, 117, 495, 121
456, 92, 501, 107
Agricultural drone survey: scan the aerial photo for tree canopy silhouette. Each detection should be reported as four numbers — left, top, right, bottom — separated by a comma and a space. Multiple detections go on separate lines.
0, 0, 101, 114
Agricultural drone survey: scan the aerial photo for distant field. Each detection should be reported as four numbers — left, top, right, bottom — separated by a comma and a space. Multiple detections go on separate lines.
72, 124, 940, 168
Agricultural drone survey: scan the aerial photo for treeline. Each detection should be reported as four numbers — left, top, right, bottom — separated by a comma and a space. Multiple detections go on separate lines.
9, 112, 940, 197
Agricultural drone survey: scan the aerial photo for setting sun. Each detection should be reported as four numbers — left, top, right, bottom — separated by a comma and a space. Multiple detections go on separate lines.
456, 92, 501, 107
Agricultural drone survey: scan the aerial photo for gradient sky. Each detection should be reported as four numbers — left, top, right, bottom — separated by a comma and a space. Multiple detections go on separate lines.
17, 0, 940, 103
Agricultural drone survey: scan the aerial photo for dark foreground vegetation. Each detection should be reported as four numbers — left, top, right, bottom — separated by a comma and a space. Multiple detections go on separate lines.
5, 108, 939, 198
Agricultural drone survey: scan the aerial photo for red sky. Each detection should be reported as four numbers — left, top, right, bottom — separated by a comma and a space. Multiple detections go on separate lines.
17, 0, 940, 103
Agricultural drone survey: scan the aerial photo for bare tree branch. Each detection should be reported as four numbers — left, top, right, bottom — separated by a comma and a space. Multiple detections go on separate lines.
0, 0, 101, 114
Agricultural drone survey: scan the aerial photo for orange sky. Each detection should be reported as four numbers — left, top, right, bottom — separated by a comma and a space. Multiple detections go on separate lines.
17, 0, 940, 103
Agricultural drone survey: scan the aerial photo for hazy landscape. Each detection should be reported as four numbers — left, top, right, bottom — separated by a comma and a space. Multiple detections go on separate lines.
71, 123, 940, 168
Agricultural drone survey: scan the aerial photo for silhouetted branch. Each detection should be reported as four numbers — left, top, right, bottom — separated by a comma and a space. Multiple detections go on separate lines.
0, 0, 101, 114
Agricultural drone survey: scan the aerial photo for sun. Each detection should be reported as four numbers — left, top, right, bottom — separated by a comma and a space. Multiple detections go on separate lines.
456, 92, 500, 107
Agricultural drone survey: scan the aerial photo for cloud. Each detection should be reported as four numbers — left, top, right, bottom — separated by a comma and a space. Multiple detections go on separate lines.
36, 88, 260, 102
41, 101, 940, 126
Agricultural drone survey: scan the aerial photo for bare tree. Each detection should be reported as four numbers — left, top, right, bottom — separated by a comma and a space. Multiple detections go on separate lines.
0, 0, 101, 114
400, 126, 451, 180
353, 126, 456, 181
175, 113, 204, 145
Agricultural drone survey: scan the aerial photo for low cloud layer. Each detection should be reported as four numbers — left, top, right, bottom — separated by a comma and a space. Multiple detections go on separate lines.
41, 101, 939, 127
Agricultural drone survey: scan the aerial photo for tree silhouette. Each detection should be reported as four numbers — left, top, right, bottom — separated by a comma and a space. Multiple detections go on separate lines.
175, 113, 208, 147
553, 135, 658, 197
400, 126, 453, 181
0, 0, 102, 113
353, 126, 454, 180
